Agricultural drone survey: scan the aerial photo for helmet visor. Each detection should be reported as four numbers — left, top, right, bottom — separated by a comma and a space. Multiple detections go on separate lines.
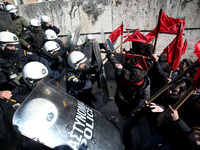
78, 59, 91, 70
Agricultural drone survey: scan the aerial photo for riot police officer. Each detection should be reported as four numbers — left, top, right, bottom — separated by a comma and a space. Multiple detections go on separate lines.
40, 15, 60, 34
0, 31, 39, 109
22, 61, 49, 88
44, 29, 68, 55
66, 51, 98, 107
5, 4, 29, 36
40, 41, 65, 78
19, 19, 45, 55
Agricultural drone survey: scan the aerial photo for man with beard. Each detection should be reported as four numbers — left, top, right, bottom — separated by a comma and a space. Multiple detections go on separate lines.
19, 19, 44, 55
5, 5, 29, 36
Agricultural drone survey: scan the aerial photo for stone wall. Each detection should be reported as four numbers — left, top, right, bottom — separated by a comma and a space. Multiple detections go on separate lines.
17, 0, 200, 60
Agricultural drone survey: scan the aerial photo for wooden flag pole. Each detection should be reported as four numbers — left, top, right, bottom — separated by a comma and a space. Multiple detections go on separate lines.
153, 9, 163, 54
172, 86, 195, 111
120, 21, 124, 51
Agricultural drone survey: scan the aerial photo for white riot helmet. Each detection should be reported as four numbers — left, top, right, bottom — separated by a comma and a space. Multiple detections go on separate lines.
0, 31, 19, 56
41, 15, 51, 23
22, 61, 49, 88
67, 51, 87, 70
43, 41, 60, 57
68, 37, 83, 46
85, 34, 95, 43
44, 29, 57, 40
5, 4, 17, 13
29, 19, 41, 30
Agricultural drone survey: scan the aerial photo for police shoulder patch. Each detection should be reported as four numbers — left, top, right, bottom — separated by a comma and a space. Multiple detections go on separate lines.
72, 78, 79, 83
27, 51, 33, 55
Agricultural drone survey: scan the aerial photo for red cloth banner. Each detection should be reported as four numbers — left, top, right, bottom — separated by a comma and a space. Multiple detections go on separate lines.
124, 30, 149, 43
194, 41, 200, 61
109, 24, 124, 43
146, 11, 186, 43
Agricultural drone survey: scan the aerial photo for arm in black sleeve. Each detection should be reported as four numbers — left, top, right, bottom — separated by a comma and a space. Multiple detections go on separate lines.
107, 54, 120, 69
153, 61, 169, 78
170, 118, 192, 134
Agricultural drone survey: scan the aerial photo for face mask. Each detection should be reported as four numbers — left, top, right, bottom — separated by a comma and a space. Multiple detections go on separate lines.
32, 27, 41, 33
5, 48, 18, 56
11, 13, 18, 19
53, 53, 63, 63
4, 44, 19, 56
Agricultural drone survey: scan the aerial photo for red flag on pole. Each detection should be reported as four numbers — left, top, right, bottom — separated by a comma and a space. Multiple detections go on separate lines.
109, 24, 124, 43
193, 41, 200, 89
146, 11, 186, 43
194, 41, 200, 60
163, 25, 184, 70
124, 30, 149, 43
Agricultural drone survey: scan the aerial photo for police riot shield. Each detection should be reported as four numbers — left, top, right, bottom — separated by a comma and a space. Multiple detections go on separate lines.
100, 28, 112, 52
48, 69, 67, 92
93, 41, 110, 104
70, 26, 81, 52
12, 81, 124, 150
0, 11, 16, 33
82, 42, 93, 64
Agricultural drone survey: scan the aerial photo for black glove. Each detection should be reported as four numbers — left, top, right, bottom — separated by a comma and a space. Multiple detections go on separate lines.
27, 46, 35, 52
106, 50, 112, 58
90, 73, 99, 84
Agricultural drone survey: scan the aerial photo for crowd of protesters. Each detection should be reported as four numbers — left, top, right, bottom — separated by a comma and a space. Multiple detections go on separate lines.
0, 2, 199, 150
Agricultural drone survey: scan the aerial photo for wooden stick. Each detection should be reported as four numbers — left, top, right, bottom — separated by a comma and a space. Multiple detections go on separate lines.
121, 21, 124, 63
153, 9, 163, 54
169, 70, 173, 79
172, 86, 195, 111
102, 42, 125, 62
101, 51, 149, 59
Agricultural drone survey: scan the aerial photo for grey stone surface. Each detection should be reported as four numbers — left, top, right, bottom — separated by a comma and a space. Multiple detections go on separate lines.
16, 0, 200, 61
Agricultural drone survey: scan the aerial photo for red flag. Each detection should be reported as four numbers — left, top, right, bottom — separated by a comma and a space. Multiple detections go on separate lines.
193, 41, 200, 89
163, 32, 183, 70
194, 41, 200, 60
124, 30, 149, 43
146, 11, 186, 43
109, 24, 124, 43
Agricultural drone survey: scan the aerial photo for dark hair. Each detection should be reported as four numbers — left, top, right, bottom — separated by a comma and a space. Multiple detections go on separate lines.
166, 80, 187, 102
183, 58, 193, 67
128, 66, 145, 82
131, 41, 153, 57
176, 80, 187, 98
